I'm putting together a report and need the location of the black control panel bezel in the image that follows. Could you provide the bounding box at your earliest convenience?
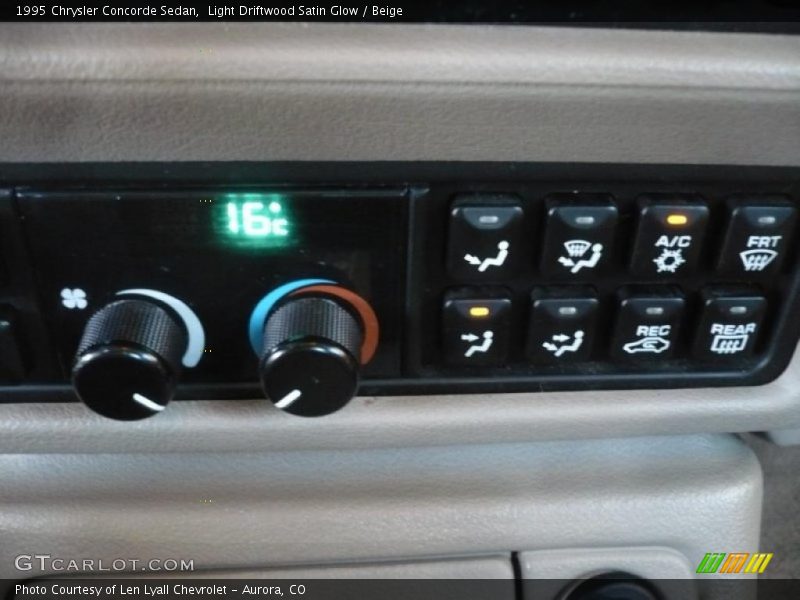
[406,178,800,393]
[16,188,408,385]
[0,162,798,402]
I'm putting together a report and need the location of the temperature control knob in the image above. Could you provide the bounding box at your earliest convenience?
[72,299,187,421]
[260,295,366,417]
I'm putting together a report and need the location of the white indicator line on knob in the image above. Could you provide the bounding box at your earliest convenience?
[275,389,302,409]
[132,393,166,412]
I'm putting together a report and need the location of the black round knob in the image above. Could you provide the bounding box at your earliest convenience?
[562,574,661,600]
[260,295,364,417]
[72,299,187,421]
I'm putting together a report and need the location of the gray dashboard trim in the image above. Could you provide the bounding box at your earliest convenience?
[0,434,760,598]
[62,555,516,580]
[0,24,798,444]
[2,348,800,453]
[0,24,798,165]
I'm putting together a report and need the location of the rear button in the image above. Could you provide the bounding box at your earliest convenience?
[694,290,766,360]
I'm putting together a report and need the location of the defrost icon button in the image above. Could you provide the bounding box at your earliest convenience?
[540,197,618,278]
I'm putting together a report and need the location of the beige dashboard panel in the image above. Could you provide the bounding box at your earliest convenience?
[0,349,799,453]
[0,24,799,443]
[0,435,760,598]
[0,23,798,165]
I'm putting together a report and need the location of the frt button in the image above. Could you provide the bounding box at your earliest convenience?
[717,199,796,278]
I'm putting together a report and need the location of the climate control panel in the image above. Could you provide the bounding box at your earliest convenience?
[0,163,798,419]
[434,192,786,368]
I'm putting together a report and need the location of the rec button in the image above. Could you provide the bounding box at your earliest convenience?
[717,199,797,277]
[630,197,709,277]
[610,290,685,361]
[442,289,512,366]
[446,195,525,280]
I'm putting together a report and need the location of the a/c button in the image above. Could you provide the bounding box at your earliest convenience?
[630,197,709,277]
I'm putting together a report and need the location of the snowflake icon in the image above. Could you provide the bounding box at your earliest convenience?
[61,288,88,310]
[653,249,686,273]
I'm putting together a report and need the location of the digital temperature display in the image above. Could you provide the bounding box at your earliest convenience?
[220,194,291,246]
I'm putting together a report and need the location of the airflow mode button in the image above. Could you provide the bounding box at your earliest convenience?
[526,287,599,364]
[446,195,525,280]
[539,196,618,278]
[442,289,512,366]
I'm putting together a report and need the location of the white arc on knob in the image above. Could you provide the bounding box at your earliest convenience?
[116,288,205,367]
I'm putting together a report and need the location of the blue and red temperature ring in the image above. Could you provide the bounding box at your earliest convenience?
[248,279,379,364]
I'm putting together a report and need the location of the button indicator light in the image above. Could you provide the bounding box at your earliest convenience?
[469,306,491,318]
[666,214,688,226]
